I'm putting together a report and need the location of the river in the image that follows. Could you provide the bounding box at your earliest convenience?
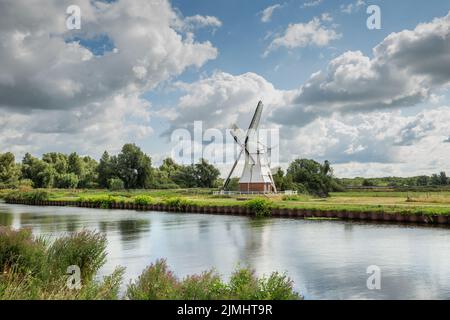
[1,201,450,300]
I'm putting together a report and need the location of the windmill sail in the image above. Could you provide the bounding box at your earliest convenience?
[222,101,277,193]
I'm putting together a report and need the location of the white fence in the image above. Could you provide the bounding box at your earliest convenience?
[213,190,298,196]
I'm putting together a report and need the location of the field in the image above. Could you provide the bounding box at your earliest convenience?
[3,188,450,216]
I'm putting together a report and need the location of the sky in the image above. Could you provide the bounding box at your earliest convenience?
[1,0,450,178]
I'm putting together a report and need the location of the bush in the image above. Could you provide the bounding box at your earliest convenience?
[126,259,179,300]
[108,178,124,191]
[47,230,107,282]
[0,227,122,300]
[0,227,46,276]
[78,195,118,209]
[133,195,154,206]
[126,260,301,300]
[165,197,192,211]
[4,190,50,202]
[246,198,273,217]
[55,173,79,189]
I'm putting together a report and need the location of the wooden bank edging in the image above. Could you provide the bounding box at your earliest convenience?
[4,199,450,226]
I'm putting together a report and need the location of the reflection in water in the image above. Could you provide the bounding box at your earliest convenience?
[0,201,450,300]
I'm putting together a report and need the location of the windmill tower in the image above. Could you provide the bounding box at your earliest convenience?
[223,101,277,193]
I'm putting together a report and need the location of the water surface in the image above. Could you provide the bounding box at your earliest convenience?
[1,202,450,300]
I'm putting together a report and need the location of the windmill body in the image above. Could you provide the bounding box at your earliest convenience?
[223,101,277,193]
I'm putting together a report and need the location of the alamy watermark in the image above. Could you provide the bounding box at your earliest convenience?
[367,5,381,30]
[66,265,82,290]
[170,121,280,166]
[66,5,81,30]
[366,265,381,290]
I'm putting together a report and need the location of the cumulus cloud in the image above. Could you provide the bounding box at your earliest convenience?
[272,11,450,127]
[341,0,365,14]
[183,15,223,30]
[0,0,218,157]
[260,4,283,23]
[264,18,341,56]
[163,71,292,132]
[302,0,324,8]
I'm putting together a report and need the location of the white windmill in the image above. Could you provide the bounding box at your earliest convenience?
[223,101,277,193]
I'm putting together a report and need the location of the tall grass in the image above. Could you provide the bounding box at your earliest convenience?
[246,198,273,217]
[126,259,301,300]
[0,227,301,300]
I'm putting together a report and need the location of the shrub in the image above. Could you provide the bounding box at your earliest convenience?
[47,230,107,282]
[133,195,154,206]
[126,260,301,300]
[179,271,227,300]
[55,173,79,189]
[246,198,273,217]
[0,227,46,276]
[126,259,179,300]
[4,190,49,202]
[165,197,192,211]
[108,178,124,191]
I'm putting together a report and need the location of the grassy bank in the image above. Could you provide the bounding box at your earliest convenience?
[3,188,450,217]
[0,227,301,300]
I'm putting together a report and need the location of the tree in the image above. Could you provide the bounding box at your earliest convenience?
[0,152,20,188]
[42,153,68,174]
[416,176,430,186]
[194,158,220,188]
[116,144,153,189]
[97,151,115,188]
[439,172,448,185]
[286,159,336,197]
[55,173,79,189]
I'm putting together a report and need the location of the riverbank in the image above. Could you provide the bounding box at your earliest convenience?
[3,188,450,225]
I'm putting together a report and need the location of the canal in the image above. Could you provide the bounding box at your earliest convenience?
[1,201,450,300]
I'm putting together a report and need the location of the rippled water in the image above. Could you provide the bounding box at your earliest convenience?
[1,201,450,300]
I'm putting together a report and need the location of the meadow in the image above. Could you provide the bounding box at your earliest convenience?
[3,188,450,216]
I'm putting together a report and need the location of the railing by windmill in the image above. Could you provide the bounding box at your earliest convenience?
[213,190,298,196]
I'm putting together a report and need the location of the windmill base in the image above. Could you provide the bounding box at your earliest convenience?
[239,183,275,193]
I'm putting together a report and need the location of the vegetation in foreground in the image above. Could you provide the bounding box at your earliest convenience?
[0,227,301,300]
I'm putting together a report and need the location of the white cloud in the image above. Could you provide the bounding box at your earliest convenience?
[260,4,282,23]
[302,0,324,8]
[265,18,341,56]
[0,0,218,156]
[341,0,366,14]
[183,15,223,30]
[273,11,450,127]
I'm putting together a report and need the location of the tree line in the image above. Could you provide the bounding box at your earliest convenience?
[339,172,450,188]
[0,144,341,196]
[0,144,220,190]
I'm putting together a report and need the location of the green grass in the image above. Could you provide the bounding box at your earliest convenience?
[3,188,450,216]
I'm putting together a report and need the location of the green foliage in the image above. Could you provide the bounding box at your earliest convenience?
[0,227,46,276]
[133,195,155,205]
[55,173,79,189]
[47,230,107,282]
[126,259,301,300]
[126,259,179,300]
[0,228,121,300]
[0,152,20,189]
[165,197,192,210]
[5,190,50,202]
[287,159,337,197]
[246,198,273,217]
[108,178,124,191]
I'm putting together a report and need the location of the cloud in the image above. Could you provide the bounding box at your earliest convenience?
[272,11,450,127]
[302,0,324,8]
[260,4,282,23]
[341,0,365,14]
[0,0,218,156]
[183,15,223,30]
[163,71,292,132]
[265,17,341,56]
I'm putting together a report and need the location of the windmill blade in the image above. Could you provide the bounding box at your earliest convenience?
[223,149,243,190]
[231,124,246,145]
[230,125,256,165]
[247,101,264,132]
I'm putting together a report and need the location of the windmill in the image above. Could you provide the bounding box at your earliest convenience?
[223,101,277,193]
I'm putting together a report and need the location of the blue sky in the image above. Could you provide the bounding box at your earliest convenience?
[1,0,450,177]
